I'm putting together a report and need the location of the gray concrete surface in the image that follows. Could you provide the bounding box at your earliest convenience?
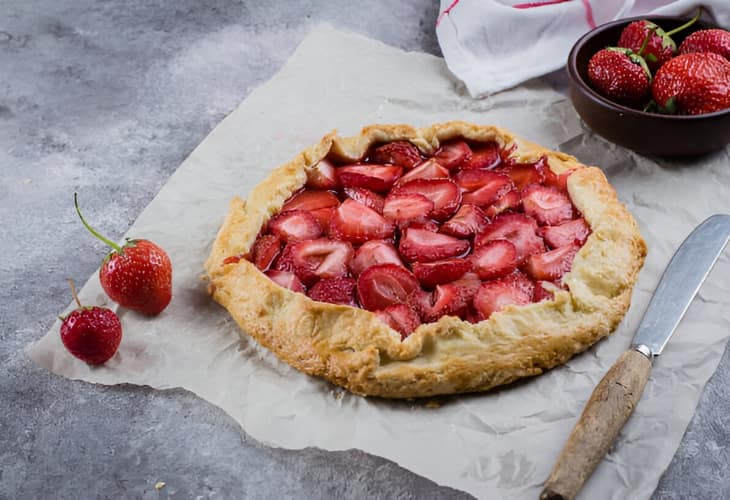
[1,1,728,498]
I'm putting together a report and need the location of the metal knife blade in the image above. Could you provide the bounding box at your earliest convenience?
[631,214,730,357]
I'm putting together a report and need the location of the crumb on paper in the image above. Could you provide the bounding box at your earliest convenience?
[155,481,166,490]
[425,400,441,409]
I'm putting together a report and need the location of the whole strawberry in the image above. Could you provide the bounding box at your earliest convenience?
[587,48,651,106]
[75,194,173,315]
[652,52,730,115]
[60,280,122,365]
[617,13,699,72]
[679,29,730,60]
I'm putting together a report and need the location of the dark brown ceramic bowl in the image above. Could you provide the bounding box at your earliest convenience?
[568,15,730,157]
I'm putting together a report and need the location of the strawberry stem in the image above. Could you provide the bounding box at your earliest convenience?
[638,26,657,57]
[665,8,701,37]
[74,193,123,254]
[67,278,82,308]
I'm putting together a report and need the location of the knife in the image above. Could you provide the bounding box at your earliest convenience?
[541,214,730,500]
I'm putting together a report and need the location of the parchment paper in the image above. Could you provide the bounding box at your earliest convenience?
[30,25,730,500]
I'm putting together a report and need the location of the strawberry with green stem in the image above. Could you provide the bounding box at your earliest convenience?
[60,279,122,365]
[75,193,173,315]
[587,47,652,107]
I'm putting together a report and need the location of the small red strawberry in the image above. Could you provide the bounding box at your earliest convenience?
[307,277,357,306]
[75,194,172,315]
[370,141,422,168]
[587,47,651,107]
[652,52,730,115]
[680,29,730,60]
[617,13,700,72]
[60,279,122,364]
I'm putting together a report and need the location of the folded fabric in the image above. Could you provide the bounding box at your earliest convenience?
[436,0,730,97]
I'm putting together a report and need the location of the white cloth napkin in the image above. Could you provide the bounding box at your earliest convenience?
[436,0,730,97]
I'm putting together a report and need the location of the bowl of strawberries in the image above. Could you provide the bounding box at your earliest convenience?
[568,13,730,157]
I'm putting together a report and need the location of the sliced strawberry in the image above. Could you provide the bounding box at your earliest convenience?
[522,184,574,226]
[268,210,322,242]
[405,220,440,232]
[370,141,422,168]
[533,280,559,302]
[475,214,545,265]
[393,178,461,221]
[344,187,385,214]
[433,140,472,169]
[223,255,243,265]
[290,238,354,285]
[399,228,470,263]
[419,283,469,322]
[357,264,420,311]
[337,164,402,193]
[440,204,489,238]
[282,190,339,212]
[375,304,422,339]
[484,189,520,217]
[456,171,514,207]
[382,193,434,224]
[350,240,404,276]
[329,199,394,245]
[525,244,580,281]
[308,277,357,306]
[251,234,282,271]
[306,159,339,190]
[461,141,501,170]
[450,271,482,302]
[473,272,534,320]
[495,159,545,190]
[273,243,296,272]
[412,258,472,289]
[310,207,336,231]
[471,240,517,280]
[395,158,449,186]
[538,218,590,249]
[265,270,306,293]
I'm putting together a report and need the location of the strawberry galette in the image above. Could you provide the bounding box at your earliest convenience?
[205,122,646,398]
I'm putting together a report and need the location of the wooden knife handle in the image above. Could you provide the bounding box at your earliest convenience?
[540,349,652,500]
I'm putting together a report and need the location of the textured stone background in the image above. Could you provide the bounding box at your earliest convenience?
[1,1,728,498]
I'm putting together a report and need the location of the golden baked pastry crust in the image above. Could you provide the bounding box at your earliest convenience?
[205,121,646,398]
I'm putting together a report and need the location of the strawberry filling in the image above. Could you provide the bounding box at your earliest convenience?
[239,139,591,338]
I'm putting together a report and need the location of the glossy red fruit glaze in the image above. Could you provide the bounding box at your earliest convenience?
[433,140,472,169]
[679,29,730,60]
[268,210,322,242]
[521,184,574,226]
[473,272,534,321]
[290,238,354,285]
[60,306,122,365]
[440,204,489,238]
[370,141,422,168]
[392,178,462,221]
[475,213,545,265]
[281,190,339,212]
[396,159,449,185]
[265,270,306,293]
[344,187,385,214]
[538,218,590,249]
[412,258,472,288]
[471,240,517,280]
[350,240,404,276]
[337,164,403,192]
[310,207,336,231]
[308,277,357,306]
[306,159,339,190]
[100,239,173,316]
[484,189,520,217]
[329,199,394,244]
[357,264,421,311]
[382,193,434,224]
[525,244,581,281]
[461,142,501,169]
[375,304,422,339]
[251,234,282,271]
[399,228,470,263]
